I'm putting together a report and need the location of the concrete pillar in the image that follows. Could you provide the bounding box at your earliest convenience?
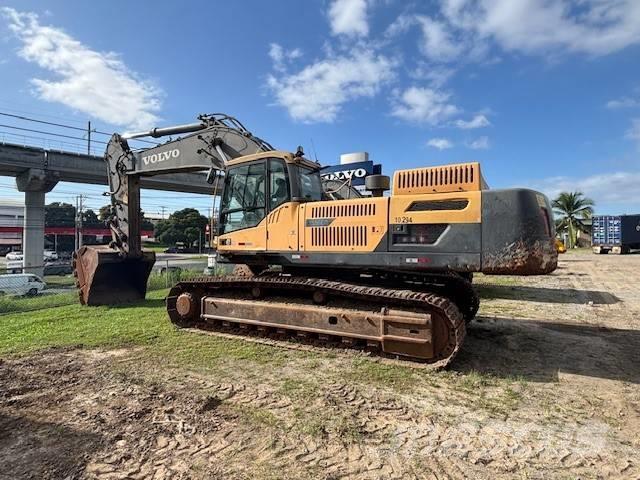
[16,168,59,277]
[23,190,46,276]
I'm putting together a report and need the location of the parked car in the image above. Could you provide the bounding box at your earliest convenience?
[6,251,23,261]
[159,266,182,275]
[44,261,73,276]
[44,250,59,261]
[0,273,46,296]
[5,259,23,274]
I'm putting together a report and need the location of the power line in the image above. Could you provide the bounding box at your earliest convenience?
[0,111,92,133]
[0,122,109,145]
[0,110,160,145]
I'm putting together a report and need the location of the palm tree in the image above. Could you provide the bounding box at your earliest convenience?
[552,191,595,248]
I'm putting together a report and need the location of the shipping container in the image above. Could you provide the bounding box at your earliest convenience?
[592,214,640,254]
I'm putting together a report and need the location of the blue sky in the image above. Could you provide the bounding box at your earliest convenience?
[1,0,639,216]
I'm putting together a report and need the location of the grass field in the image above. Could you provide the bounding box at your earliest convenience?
[0,289,310,379]
[0,269,203,316]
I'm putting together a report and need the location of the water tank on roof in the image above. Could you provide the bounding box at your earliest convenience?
[340,152,369,165]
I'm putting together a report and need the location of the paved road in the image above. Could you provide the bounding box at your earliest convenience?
[153,253,208,272]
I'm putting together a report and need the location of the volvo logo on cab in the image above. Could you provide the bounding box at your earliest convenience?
[142,149,180,166]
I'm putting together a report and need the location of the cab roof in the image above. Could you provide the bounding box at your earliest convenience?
[226,150,320,170]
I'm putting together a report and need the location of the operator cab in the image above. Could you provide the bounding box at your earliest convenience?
[218,151,322,234]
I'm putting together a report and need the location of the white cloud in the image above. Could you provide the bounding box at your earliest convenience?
[269,43,285,65]
[391,87,459,125]
[2,8,162,130]
[626,118,640,143]
[427,137,453,150]
[269,43,302,72]
[468,136,490,149]
[329,0,369,37]
[455,113,490,129]
[410,65,455,88]
[530,172,640,205]
[607,96,640,109]
[416,16,462,61]
[442,0,640,57]
[385,13,415,37]
[267,50,395,123]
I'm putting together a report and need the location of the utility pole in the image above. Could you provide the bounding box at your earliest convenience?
[75,194,86,249]
[160,206,167,219]
[75,196,79,251]
[207,207,215,249]
[87,121,91,155]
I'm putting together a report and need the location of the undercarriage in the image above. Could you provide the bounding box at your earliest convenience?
[166,268,476,367]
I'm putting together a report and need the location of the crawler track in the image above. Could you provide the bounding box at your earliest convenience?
[167,274,466,368]
[363,271,479,323]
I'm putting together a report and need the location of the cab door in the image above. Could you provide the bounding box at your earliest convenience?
[266,158,299,251]
[217,161,267,251]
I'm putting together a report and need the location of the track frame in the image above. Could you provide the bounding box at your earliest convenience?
[167,274,466,367]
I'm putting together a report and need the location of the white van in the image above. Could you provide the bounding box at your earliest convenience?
[0,274,46,296]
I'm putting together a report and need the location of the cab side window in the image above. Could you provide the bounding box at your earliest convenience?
[269,159,290,211]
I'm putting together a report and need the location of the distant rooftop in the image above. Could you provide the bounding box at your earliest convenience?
[0,199,25,208]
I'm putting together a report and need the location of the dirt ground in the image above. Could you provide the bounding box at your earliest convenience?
[1,251,639,479]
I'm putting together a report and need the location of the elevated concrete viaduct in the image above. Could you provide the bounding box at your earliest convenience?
[0,143,218,276]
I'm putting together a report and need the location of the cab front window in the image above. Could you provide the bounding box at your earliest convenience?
[219,162,266,233]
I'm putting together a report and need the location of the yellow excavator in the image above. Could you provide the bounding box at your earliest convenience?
[73,114,557,366]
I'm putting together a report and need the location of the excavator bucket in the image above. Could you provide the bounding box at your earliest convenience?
[73,246,156,306]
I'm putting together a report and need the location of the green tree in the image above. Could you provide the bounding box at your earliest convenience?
[155,208,207,246]
[140,211,155,231]
[45,202,76,227]
[98,204,154,231]
[82,209,102,228]
[184,226,200,246]
[552,191,594,249]
[98,205,112,221]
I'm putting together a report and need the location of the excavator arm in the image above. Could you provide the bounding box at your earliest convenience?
[74,114,273,305]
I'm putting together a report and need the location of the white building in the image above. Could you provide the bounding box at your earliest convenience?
[0,200,24,250]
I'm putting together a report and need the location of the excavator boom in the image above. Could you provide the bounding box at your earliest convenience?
[74,114,272,305]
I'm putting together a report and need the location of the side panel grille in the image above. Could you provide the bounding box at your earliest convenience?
[311,225,368,247]
[406,199,469,212]
[393,162,482,195]
[310,203,376,218]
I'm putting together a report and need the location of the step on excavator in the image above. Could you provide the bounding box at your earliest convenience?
[73,113,558,366]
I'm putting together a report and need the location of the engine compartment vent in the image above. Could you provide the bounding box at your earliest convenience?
[393,162,486,195]
[311,225,368,247]
[406,199,469,211]
[311,203,376,219]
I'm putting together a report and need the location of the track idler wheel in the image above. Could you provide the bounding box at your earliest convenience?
[167,284,201,327]
[176,292,198,319]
